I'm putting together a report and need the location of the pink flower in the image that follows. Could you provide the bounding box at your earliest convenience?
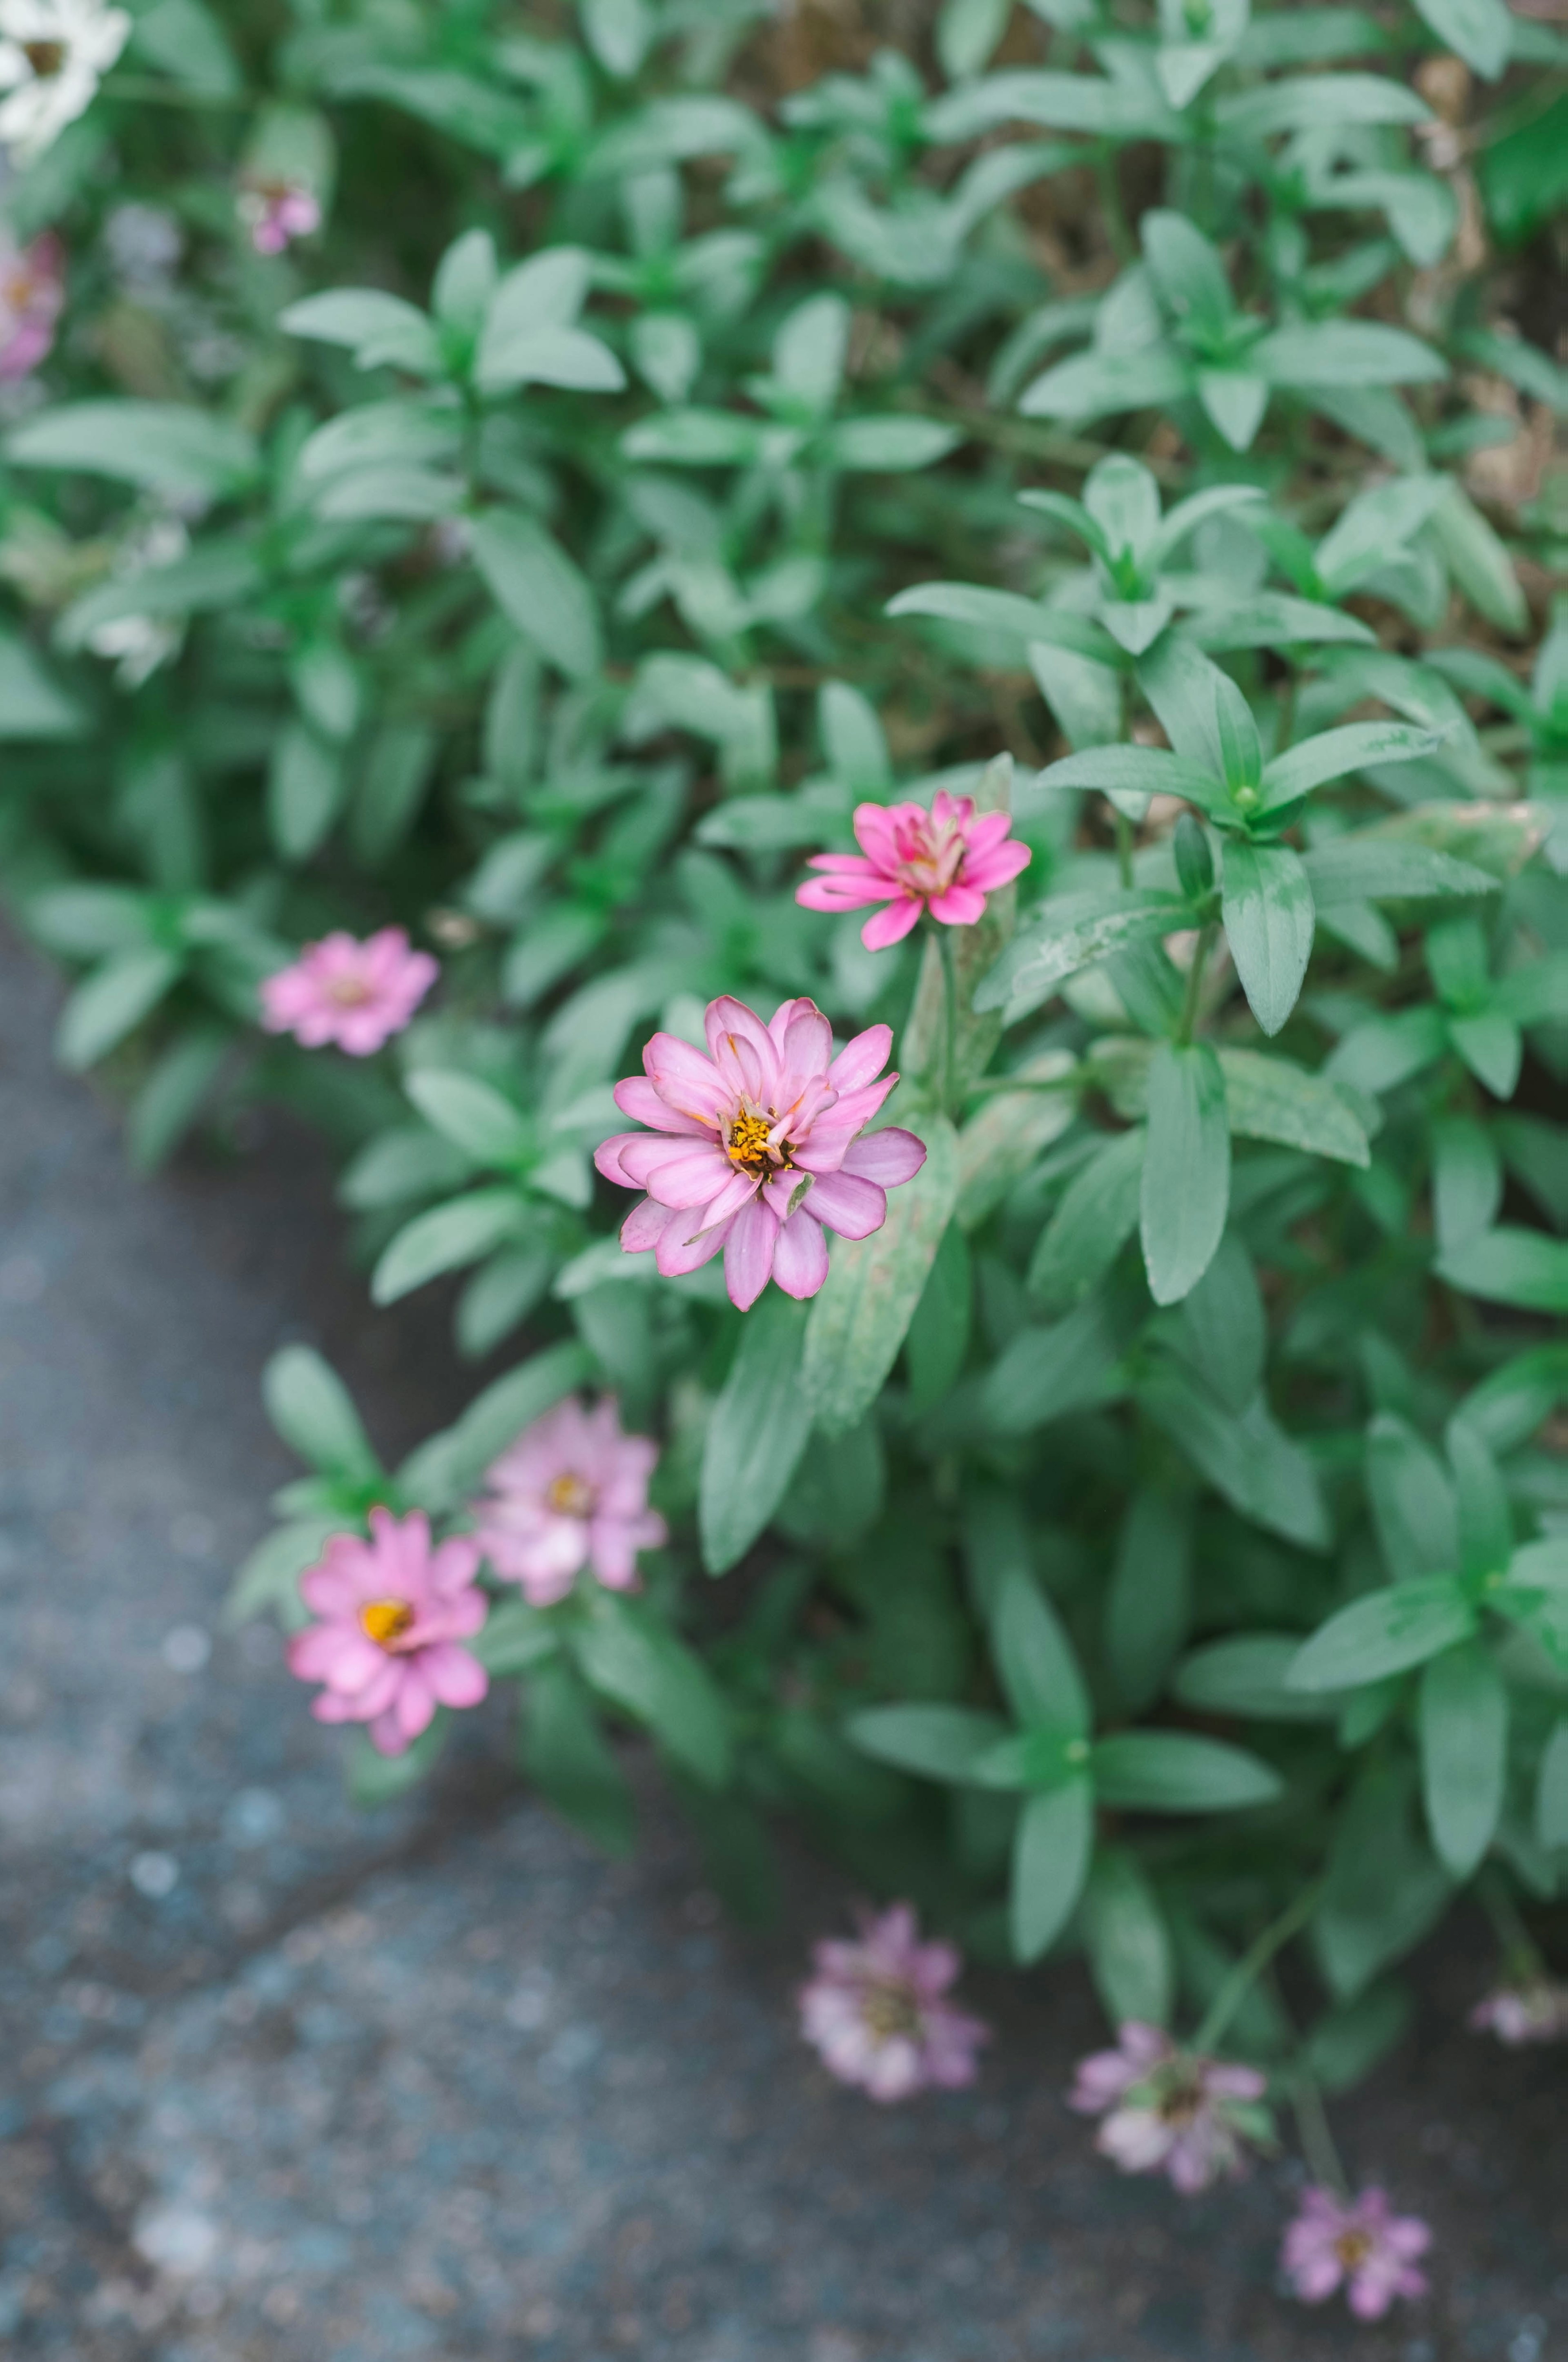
[239,178,321,256]
[474,1395,667,1608]
[260,927,438,1055]
[1281,2186,1431,2319]
[799,1904,990,2101]
[1069,2022,1269,2194]
[1469,1977,1568,2045]
[594,994,927,1312]
[796,789,1031,951]
[287,1507,489,1757]
[0,228,63,380]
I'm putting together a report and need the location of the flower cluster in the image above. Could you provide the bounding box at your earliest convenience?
[595,995,927,1310]
[798,1905,989,2101]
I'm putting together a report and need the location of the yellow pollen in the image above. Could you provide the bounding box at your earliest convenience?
[360,1597,414,1647]
[23,40,65,74]
[1333,2230,1374,2270]
[546,1471,595,1517]
[727,1112,775,1169]
[326,974,373,1006]
[860,1980,922,2041]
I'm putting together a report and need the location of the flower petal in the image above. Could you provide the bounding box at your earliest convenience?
[840,1127,927,1187]
[772,1207,830,1298]
[804,1169,888,1240]
[862,896,923,951]
[723,1196,778,1310]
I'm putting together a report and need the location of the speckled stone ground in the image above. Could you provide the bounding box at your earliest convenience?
[1,922,1565,2362]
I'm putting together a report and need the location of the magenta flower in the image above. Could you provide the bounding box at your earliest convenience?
[796,789,1031,951]
[239,177,321,256]
[1469,1976,1568,2045]
[0,227,63,380]
[594,994,927,1312]
[1069,2022,1269,2194]
[260,927,438,1055]
[287,1507,489,1757]
[474,1395,667,1608]
[799,1904,990,2101]
[1281,2186,1431,2319]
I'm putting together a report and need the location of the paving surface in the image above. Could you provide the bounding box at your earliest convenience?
[0,920,1565,2362]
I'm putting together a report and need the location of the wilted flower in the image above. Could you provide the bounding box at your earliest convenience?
[1281,2186,1430,2319]
[0,0,131,162]
[595,994,927,1312]
[1469,1975,1568,2046]
[799,1904,989,2101]
[261,927,438,1055]
[238,176,321,256]
[797,789,1031,950]
[0,226,61,378]
[474,1396,666,1608]
[1069,2021,1269,2193]
[287,1507,489,1758]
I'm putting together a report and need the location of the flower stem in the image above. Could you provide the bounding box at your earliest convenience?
[1194,1879,1325,2055]
[105,74,252,106]
[1113,806,1134,889]
[1176,922,1216,1048]
[938,922,960,1121]
[1478,1865,1543,1980]
[1290,2070,1350,2201]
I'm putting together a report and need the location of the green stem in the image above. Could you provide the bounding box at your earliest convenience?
[938,922,960,1123]
[104,74,252,106]
[1176,921,1217,1048]
[1478,1865,1543,1979]
[1290,2071,1349,2200]
[1194,1878,1325,2055]
[1096,143,1134,263]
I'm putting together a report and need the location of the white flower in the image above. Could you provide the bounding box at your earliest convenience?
[0,0,131,163]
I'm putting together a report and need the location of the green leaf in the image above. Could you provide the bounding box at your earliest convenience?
[846,1703,1009,1781]
[1254,320,1446,389]
[372,1188,525,1306]
[1174,1634,1340,1722]
[823,417,962,472]
[1021,345,1190,426]
[1221,841,1314,1036]
[1316,1760,1451,1998]
[225,1513,345,1629]
[978,1296,1126,1435]
[471,509,601,680]
[405,1071,531,1166]
[268,721,345,863]
[59,541,262,646]
[1437,1228,1568,1315]
[1303,1981,1414,2093]
[472,1596,559,1677]
[1029,745,1222,811]
[1091,1730,1283,1812]
[7,401,260,499]
[1448,1010,1521,1100]
[1287,1575,1475,1691]
[1537,1718,1568,1851]
[520,1657,635,1854]
[1367,1413,1459,1583]
[1259,722,1446,810]
[573,1594,731,1788]
[1138,1367,1331,1549]
[1104,1489,1191,1713]
[1428,479,1528,637]
[1141,1041,1229,1306]
[1027,1127,1145,1315]
[976,890,1191,1019]
[1446,1414,1511,1580]
[1080,1850,1173,2026]
[993,1567,1090,1737]
[399,1343,593,1512]
[1176,1232,1265,1412]
[1419,1641,1506,1878]
[802,1112,958,1439]
[263,1346,379,1481]
[904,1220,972,1415]
[1430,1119,1503,1261]
[1011,1778,1094,1962]
[1480,92,1568,247]
[55,947,179,1071]
[1325,1005,1448,1096]
[1218,1047,1370,1165]
[886,581,1115,664]
[700,1290,813,1575]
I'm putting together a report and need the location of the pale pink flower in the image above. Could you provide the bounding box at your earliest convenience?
[0,227,62,379]
[1069,2021,1269,2194]
[1281,2186,1431,2319]
[474,1395,666,1608]
[796,789,1031,951]
[287,1506,489,1757]
[1469,1976,1568,2045]
[594,994,927,1312]
[799,1904,990,2101]
[260,927,438,1055]
[239,178,321,256]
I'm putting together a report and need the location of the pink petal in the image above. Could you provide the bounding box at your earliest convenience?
[840,1127,927,1187]
[595,1132,643,1185]
[613,1075,709,1135]
[642,1032,731,1125]
[862,896,923,951]
[724,1197,778,1310]
[621,1137,735,1208]
[928,884,988,926]
[657,1209,731,1277]
[827,1023,893,1092]
[771,1207,830,1297]
[421,1642,489,1709]
[621,1195,674,1252]
[965,838,1032,891]
[796,872,895,913]
[804,1169,887,1240]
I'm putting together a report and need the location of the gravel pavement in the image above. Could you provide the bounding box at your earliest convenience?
[1,923,1564,2362]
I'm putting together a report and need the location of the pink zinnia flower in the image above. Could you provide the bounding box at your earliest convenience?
[796,789,1031,951]
[239,178,321,256]
[1469,1976,1568,2045]
[1069,2022,1269,2194]
[287,1506,489,1757]
[474,1395,667,1608]
[799,1904,990,2101]
[0,228,63,379]
[594,994,927,1312]
[260,927,438,1055]
[1281,2186,1431,2319]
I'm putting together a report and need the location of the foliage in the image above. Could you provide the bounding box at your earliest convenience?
[4,0,1567,2146]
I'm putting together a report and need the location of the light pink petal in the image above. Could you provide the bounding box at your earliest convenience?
[642,1032,731,1125]
[622,1137,735,1208]
[771,1208,830,1298]
[421,1641,489,1709]
[965,838,1032,891]
[862,896,924,951]
[796,873,898,914]
[723,1196,778,1310]
[801,1168,887,1240]
[928,883,988,927]
[621,1195,675,1252]
[840,1127,927,1187]
[612,1075,710,1135]
[656,1209,731,1277]
[827,1023,893,1093]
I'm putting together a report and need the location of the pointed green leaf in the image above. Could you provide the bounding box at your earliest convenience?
[1287,1575,1474,1691]
[1141,1040,1230,1306]
[1011,1777,1095,1962]
[700,1290,813,1574]
[1418,1642,1506,1878]
[1221,841,1314,1035]
[802,1112,958,1437]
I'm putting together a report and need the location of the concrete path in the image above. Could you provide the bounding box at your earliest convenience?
[1,924,1563,2362]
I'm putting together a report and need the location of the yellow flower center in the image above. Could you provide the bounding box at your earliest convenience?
[360,1597,414,1647]
[546,1471,595,1517]
[23,40,65,76]
[326,974,374,1007]
[1334,2229,1374,2270]
[726,1111,776,1172]
[860,1980,922,2041]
